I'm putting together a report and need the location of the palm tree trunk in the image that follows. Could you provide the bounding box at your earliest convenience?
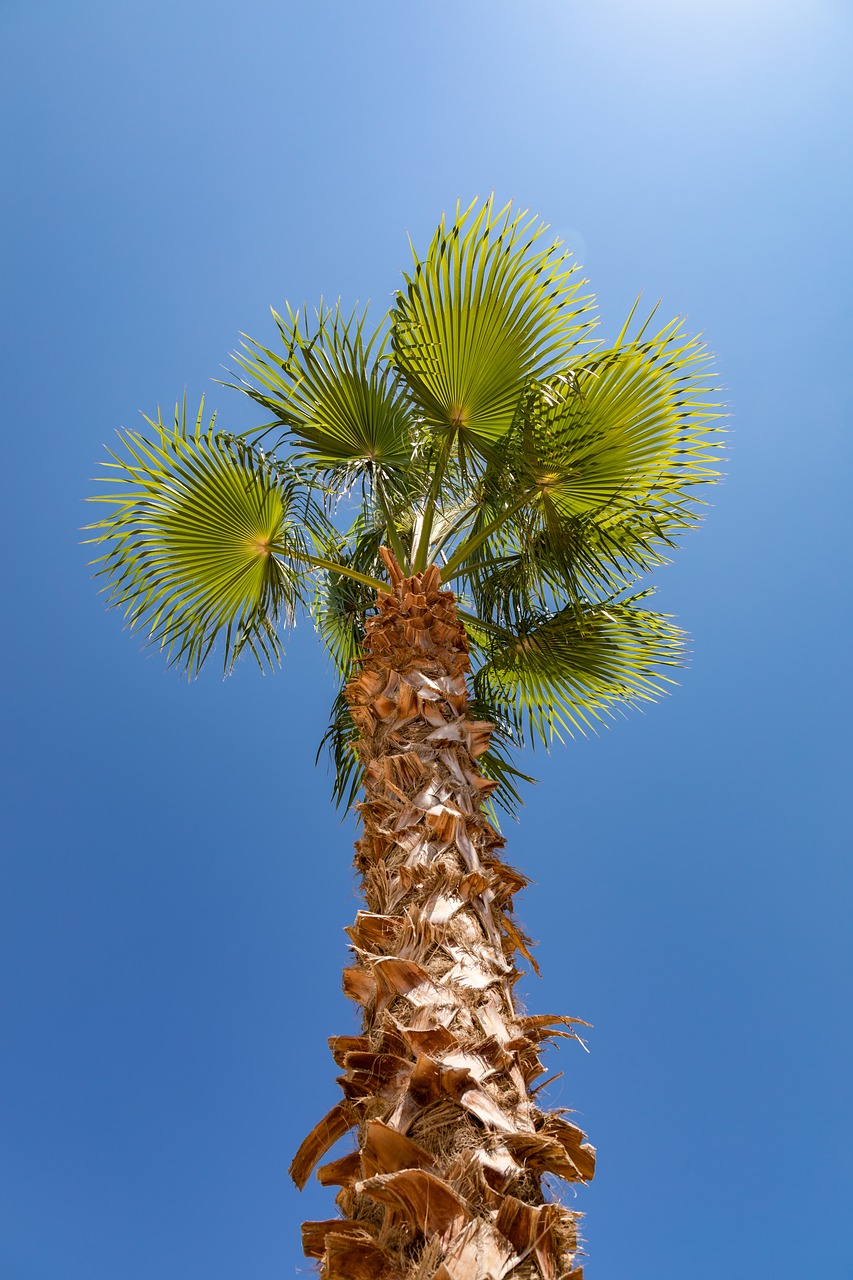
[291,553,595,1280]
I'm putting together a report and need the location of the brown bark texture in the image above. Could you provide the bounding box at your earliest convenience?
[291,554,595,1280]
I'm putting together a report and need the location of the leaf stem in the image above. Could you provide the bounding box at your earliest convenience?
[375,477,410,572]
[440,493,532,580]
[456,608,516,641]
[413,435,454,573]
[303,554,388,594]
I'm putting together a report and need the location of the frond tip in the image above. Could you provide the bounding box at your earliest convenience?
[86,394,315,676]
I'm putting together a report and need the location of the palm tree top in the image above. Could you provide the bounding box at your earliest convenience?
[87,196,723,813]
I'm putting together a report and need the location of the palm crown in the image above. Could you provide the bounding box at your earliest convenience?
[89,198,721,813]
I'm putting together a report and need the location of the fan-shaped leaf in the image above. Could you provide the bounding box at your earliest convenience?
[232,303,417,483]
[87,396,319,675]
[441,311,723,617]
[391,196,593,454]
[470,596,684,746]
[519,317,721,521]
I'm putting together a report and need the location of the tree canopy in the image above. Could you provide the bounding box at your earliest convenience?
[88,197,722,813]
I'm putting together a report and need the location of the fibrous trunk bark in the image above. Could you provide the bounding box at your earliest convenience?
[291,554,594,1280]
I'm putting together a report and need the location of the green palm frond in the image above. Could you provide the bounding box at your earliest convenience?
[313,516,386,677]
[459,533,594,630]
[442,310,723,613]
[391,196,594,455]
[87,395,324,675]
[469,594,684,746]
[317,689,364,813]
[517,316,721,522]
[457,506,668,631]
[230,302,418,488]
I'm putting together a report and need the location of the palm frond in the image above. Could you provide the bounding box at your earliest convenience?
[443,310,723,622]
[312,516,386,677]
[230,302,419,488]
[317,689,364,813]
[391,196,595,455]
[509,315,722,529]
[457,509,663,631]
[469,594,685,747]
[87,395,322,675]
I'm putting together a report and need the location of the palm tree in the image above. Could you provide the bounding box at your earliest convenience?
[88,198,721,1280]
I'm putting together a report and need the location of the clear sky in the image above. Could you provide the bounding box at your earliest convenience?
[2,1,851,1277]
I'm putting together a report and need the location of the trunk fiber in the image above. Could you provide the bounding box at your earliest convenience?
[291,555,594,1280]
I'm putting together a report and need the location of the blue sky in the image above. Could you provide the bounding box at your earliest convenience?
[2,1,851,1276]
